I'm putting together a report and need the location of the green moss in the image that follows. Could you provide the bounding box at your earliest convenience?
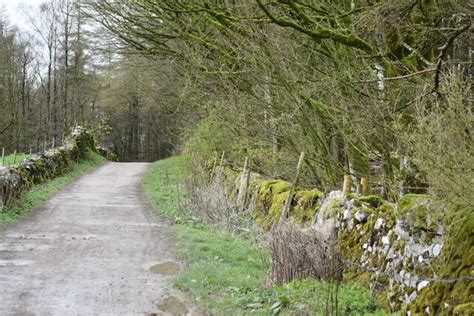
[351,206,374,217]
[377,202,398,227]
[253,181,324,230]
[318,196,343,221]
[409,208,473,314]
[106,148,118,161]
[292,189,323,226]
[402,53,419,72]
[453,303,474,315]
[260,180,292,195]
[267,191,289,225]
[398,194,429,214]
[254,180,292,230]
[357,195,383,208]
[1,129,96,206]
[336,200,411,311]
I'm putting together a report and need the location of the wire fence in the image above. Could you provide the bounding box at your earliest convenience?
[0,136,66,168]
[209,152,471,296]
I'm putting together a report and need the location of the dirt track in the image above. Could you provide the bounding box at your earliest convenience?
[0,162,193,316]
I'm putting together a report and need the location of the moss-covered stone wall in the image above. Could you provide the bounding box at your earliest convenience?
[0,127,96,206]
[253,179,323,230]
[96,146,119,162]
[213,166,473,315]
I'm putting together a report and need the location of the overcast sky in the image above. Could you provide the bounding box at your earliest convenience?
[0,0,41,32]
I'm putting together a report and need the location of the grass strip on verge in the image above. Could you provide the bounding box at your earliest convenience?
[0,151,106,227]
[142,156,392,315]
[142,156,189,222]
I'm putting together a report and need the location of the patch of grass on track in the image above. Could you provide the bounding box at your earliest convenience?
[0,151,106,227]
[143,156,392,315]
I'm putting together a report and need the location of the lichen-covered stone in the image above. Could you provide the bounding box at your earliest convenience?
[291,189,323,226]
[204,166,472,314]
[453,303,474,315]
[398,194,429,214]
[408,208,473,314]
[329,193,472,314]
[96,147,118,161]
[253,179,324,230]
[254,180,292,230]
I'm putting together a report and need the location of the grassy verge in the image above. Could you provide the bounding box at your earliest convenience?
[0,151,105,227]
[1,153,31,167]
[143,156,391,315]
[142,156,190,222]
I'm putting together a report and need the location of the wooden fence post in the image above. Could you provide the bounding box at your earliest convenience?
[237,157,250,211]
[13,150,17,165]
[342,174,352,197]
[215,151,225,182]
[51,137,55,150]
[360,177,370,196]
[1,148,4,167]
[209,152,219,182]
[280,152,305,222]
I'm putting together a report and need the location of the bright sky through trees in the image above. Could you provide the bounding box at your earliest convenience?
[0,0,40,32]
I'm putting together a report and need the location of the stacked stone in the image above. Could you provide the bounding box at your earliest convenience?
[0,127,95,207]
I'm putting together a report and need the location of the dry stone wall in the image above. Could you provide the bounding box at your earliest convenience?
[0,127,95,207]
[216,166,473,315]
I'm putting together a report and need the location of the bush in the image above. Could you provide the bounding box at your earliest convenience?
[400,74,473,211]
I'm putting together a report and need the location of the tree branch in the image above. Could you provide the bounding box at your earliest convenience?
[434,21,472,94]
[0,113,16,136]
[358,68,437,83]
[255,0,376,54]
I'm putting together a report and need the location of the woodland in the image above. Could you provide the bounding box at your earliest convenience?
[1,0,472,206]
[0,0,472,313]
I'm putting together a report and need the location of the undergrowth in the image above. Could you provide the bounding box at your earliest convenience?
[142,156,392,315]
[0,151,105,227]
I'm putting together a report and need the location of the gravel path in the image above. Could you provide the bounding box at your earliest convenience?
[0,162,194,316]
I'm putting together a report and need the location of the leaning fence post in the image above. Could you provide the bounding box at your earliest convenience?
[342,174,352,197]
[215,151,225,182]
[209,152,218,182]
[237,157,250,211]
[280,152,305,222]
